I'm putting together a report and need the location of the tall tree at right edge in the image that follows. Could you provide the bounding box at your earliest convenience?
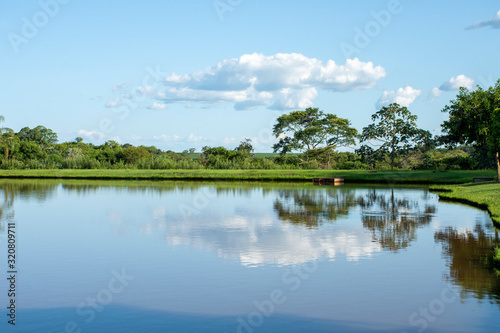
[441,80,500,181]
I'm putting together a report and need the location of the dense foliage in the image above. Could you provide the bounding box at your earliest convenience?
[1,81,499,173]
[0,124,484,171]
[440,79,500,181]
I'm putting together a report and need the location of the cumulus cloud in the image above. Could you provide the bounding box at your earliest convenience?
[78,130,106,141]
[150,53,385,110]
[137,85,156,96]
[148,102,167,110]
[429,87,442,99]
[153,134,180,142]
[375,85,421,109]
[223,137,237,144]
[439,74,475,91]
[429,75,475,101]
[112,81,130,91]
[105,97,122,108]
[466,10,500,30]
[162,204,382,266]
[78,130,121,143]
[187,134,203,142]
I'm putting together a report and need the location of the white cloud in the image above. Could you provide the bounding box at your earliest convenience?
[148,102,167,110]
[112,81,130,91]
[105,97,122,108]
[429,75,475,102]
[223,137,237,144]
[430,87,442,99]
[78,130,106,141]
[162,206,382,266]
[187,134,204,142]
[271,87,318,110]
[78,130,121,143]
[467,10,500,30]
[375,85,421,109]
[137,85,155,96]
[439,74,474,91]
[153,134,182,142]
[154,53,385,110]
[164,73,190,83]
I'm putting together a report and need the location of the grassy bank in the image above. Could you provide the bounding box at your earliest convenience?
[0,169,495,184]
[430,182,500,226]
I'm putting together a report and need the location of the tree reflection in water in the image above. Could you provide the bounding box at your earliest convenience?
[357,189,436,251]
[274,187,436,251]
[273,188,358,228]
[1,181,440,255]
[0,180,58,230]
[0,184,14,231]
[435,224,500,305]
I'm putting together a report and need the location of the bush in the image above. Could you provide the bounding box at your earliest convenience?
[408,149,477,170]
[61,156,101,169]
[336,161,368,170]
[0,160,25,170]
[122,147,151,164]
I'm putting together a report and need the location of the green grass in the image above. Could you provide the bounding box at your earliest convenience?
[430,181,500,226]
[0,169,496,184]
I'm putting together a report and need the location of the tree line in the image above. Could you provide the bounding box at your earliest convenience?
[1,80,499,177]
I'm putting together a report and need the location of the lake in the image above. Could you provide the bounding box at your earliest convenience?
[0,179,499,333]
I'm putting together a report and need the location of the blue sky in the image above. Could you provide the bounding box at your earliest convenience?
[1,0,499,152]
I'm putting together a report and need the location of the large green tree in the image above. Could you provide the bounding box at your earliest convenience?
[440,80,500,181]
[272,107,357,164]
[17,125,58,148]
[359,103,429,170]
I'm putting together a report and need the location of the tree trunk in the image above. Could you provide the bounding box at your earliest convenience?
[496,150,500,182]
[3,147,7,162]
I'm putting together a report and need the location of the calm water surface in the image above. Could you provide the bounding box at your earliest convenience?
[0,179,499,333]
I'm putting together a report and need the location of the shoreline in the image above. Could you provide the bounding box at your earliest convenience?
[430,183,500,228]
[0,169,496,184]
